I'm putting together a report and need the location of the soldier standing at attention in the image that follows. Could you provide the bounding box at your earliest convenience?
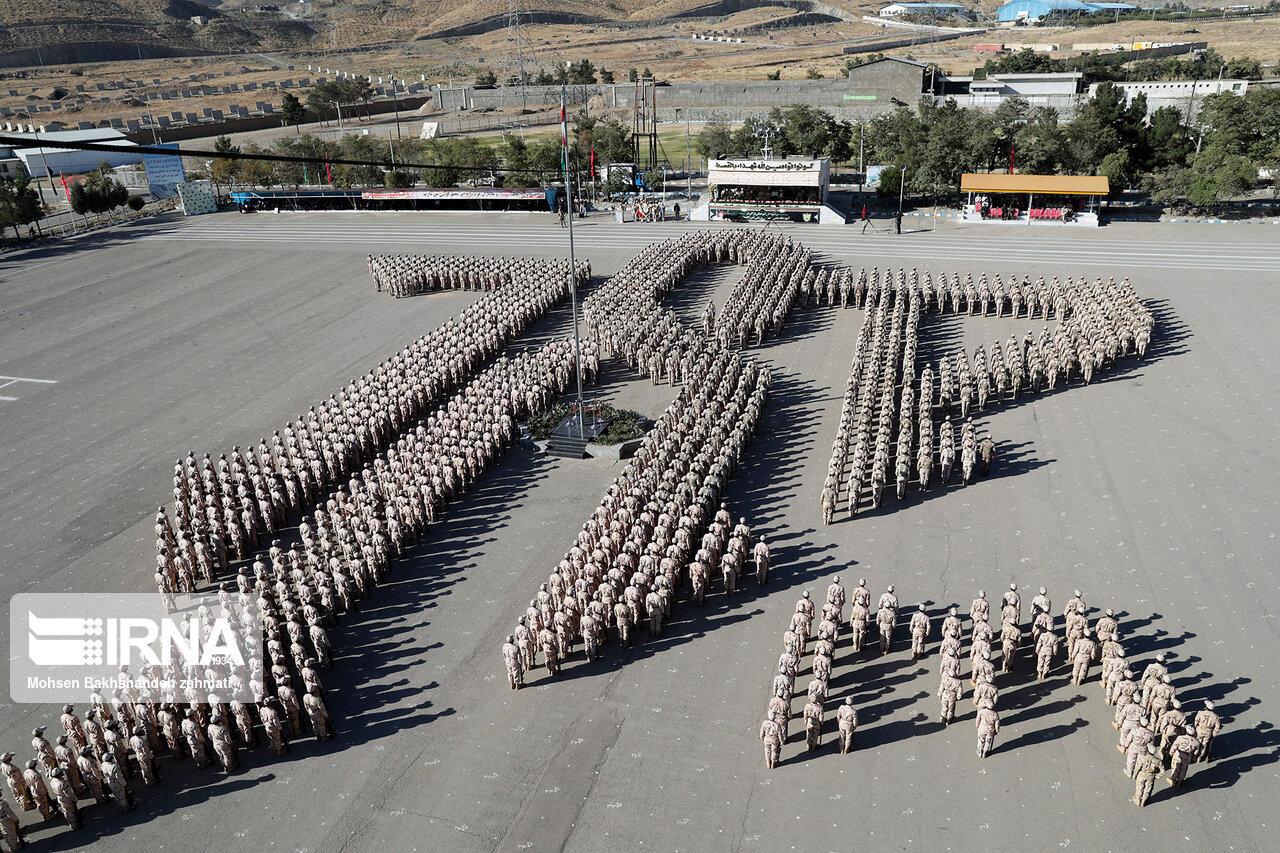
[978,433,996,476]
[759,718,783,769]
[837,698,858,753]
[1132,745,1164,806]
[803,699,824,751]
[754,536,770,585]
[976,706,999,758]
[910,604,930,659]
[1071,628,1097,685]
[1194,701,1221,762]
[1169,726,1201,787]
[939,674,963,725]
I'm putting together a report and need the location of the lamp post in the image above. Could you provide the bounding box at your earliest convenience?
[754,119,778,159]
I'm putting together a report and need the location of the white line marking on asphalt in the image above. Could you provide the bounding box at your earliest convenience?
[0,376,58,402]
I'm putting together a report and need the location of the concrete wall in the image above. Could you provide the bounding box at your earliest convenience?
[846,59,930,102]
[435,63,928,119]
[0,42,216,69]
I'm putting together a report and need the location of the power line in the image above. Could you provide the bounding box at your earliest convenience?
[0,135,563,178]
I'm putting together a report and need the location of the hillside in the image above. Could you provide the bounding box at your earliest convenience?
[0,0,316,63]
[0,0,1275,78]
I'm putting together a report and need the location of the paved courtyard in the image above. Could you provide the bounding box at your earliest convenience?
[0,212,1277,852]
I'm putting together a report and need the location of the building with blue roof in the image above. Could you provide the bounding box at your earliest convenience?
[995,0,1137,21]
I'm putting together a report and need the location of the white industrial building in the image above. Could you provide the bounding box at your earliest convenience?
[1092,78,1250,119]
[878,2,975,18]
[964,71,1086,107]
[0,145,24,179]
[1,126,140,179]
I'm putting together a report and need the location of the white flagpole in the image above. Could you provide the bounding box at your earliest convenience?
[562,86,586,439]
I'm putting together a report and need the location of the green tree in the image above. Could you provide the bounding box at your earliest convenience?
[68,180,89,219]
[599,68,615,84]
[210,135,241,195]
[0,174,45,237]
[765,105,853,161]
[475,69,497,86]
[875,164,903,199]
[385,169,413,188]
[329,134,386,188]
[534,68,555,86]
[281,92,306,133]
[1142,165,1191,206]
[1066,82,1147,173]
[909,99,990,192]
[1097,149,1132,196]
[1145,106,1192,169]
[126,195,145,211]
[765,69,781,81]
[71,164,130,217]
[348,76,375,119]
[730,123,758,157]
[627,68,638,82]
[239,142,276,188]
[305,78,371,125]
[988,96,1030,170]
[1013,107,1068,174]
[502,135,562,186]
[305,82,337,120]
[568,60,596,85]
[985,49,1062,76]
[421,137,500,188]
[862,106,923,169]
[590,117,633,165]
[1188,147,1256,204]
[1197,87,1280,160]
[805,68,824,80]
[1224,57,1262,81]
[695,121,735,160]
[601,170,631,197]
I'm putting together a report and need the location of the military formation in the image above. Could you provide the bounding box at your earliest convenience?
[367,254,586,300]
[157,259,581,595]
[3,225,1199,845]
[755,579,1223,807]
[711,237,810,350]
[760,578,865,768]
[504,230,805,685]
[822,268,1155,518]
[1,255,601,847]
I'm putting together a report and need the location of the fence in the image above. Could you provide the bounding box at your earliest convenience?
[0,198,178,251]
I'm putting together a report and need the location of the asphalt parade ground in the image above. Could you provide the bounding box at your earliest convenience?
[0,211,1277,852]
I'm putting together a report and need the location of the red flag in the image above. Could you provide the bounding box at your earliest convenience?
[861,203,867,219]
[590,147,595,174]
[1009,143,1015,175]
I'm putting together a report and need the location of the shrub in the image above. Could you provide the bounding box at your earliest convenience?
[528,403,571,439]
[590,405,647,445]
